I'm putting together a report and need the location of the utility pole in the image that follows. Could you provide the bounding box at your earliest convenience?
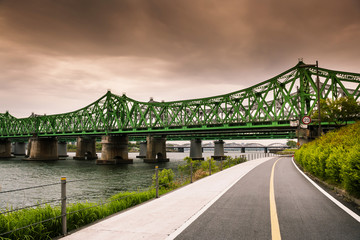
[298,60,322,138]
[316,61,322,137]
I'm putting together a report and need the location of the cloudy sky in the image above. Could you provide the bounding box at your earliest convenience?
[1,0,359,118]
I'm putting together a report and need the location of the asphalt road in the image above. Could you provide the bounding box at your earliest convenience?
[175,157,360,240]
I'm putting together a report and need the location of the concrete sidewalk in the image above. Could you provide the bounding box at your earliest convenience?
[62,157,274,240]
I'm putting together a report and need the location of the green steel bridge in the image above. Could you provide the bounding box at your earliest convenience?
[1,61,359,142]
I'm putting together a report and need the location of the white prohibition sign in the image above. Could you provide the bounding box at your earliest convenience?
[302,116,311,125]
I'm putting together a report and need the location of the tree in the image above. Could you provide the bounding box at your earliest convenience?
[312,97,360,126]
[286,140,297,148]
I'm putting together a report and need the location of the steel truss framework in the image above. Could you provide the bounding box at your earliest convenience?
[1,61,359,140]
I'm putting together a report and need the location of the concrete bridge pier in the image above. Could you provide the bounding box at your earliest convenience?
[96,135,133,164]
[73,137,98,160]
[189,139,204,160]
[144,135,169,163]
[177,147,185,152]
[13,142,26,156]
[212,140,226,160]
[58,141,68,158]
[297,129,311,147]
[26,137,58,161]
[136,141,147,158]
[0,139,12,158]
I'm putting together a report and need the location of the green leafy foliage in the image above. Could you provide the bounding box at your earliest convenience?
[295,121,360,198]
[152,169,175,189]
[312,97,360,125]
[178,156,247,181]
[286,140,297,148]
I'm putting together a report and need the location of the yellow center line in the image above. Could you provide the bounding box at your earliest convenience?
[270,158,281,240]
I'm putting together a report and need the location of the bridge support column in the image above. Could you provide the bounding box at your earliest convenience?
[96,135,133,164]
[0,139,12,158]
[297,129,311,147]
[212,140,226,160]
[190,139,204,160]
[298,138,311,147]
[58,141,68,158]
[73,137,98,160]
[11,143,15,154]
[177,147,185,152]
[13,142,26,156]
[26,139,31,157]
[26,137,58,161]
[264,147,268,154]
[144,135,169,163]
[136,141,147,158]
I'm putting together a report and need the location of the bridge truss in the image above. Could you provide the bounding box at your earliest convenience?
[1,61,359,141]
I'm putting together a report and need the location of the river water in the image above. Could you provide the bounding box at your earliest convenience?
[0,150,263,210]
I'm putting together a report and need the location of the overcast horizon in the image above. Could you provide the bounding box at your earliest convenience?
[1,0,359,118]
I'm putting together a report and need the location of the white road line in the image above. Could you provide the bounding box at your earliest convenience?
[292,157,360,222]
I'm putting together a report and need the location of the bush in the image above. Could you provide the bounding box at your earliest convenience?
[342,145,360,198]
[152,169,175,189]
[193,169,209,180]
[295,121,360,198]
[178,156,247,182]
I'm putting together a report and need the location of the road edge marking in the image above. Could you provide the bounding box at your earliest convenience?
[270,158,282,240]
[291,157,360,223]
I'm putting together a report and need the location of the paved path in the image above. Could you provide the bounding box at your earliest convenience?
[62,157,274,240]
[175,157,360,240]
[62,157,360,240]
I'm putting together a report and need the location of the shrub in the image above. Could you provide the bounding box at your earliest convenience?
[342,145,360,198]
[193,169,209,180]
[152,169,175,189]
[294,121,360,198]
[178,156,247,182]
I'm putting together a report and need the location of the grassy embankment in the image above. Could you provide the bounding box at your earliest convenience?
[294,121,360,199]
[0,156,246,240]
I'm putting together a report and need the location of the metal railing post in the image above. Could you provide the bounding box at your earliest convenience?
[61,177,67,236]
[155,166,159,198]
[190,161,193,183]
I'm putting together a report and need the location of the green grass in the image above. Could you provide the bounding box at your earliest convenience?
[0,188,175,240]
